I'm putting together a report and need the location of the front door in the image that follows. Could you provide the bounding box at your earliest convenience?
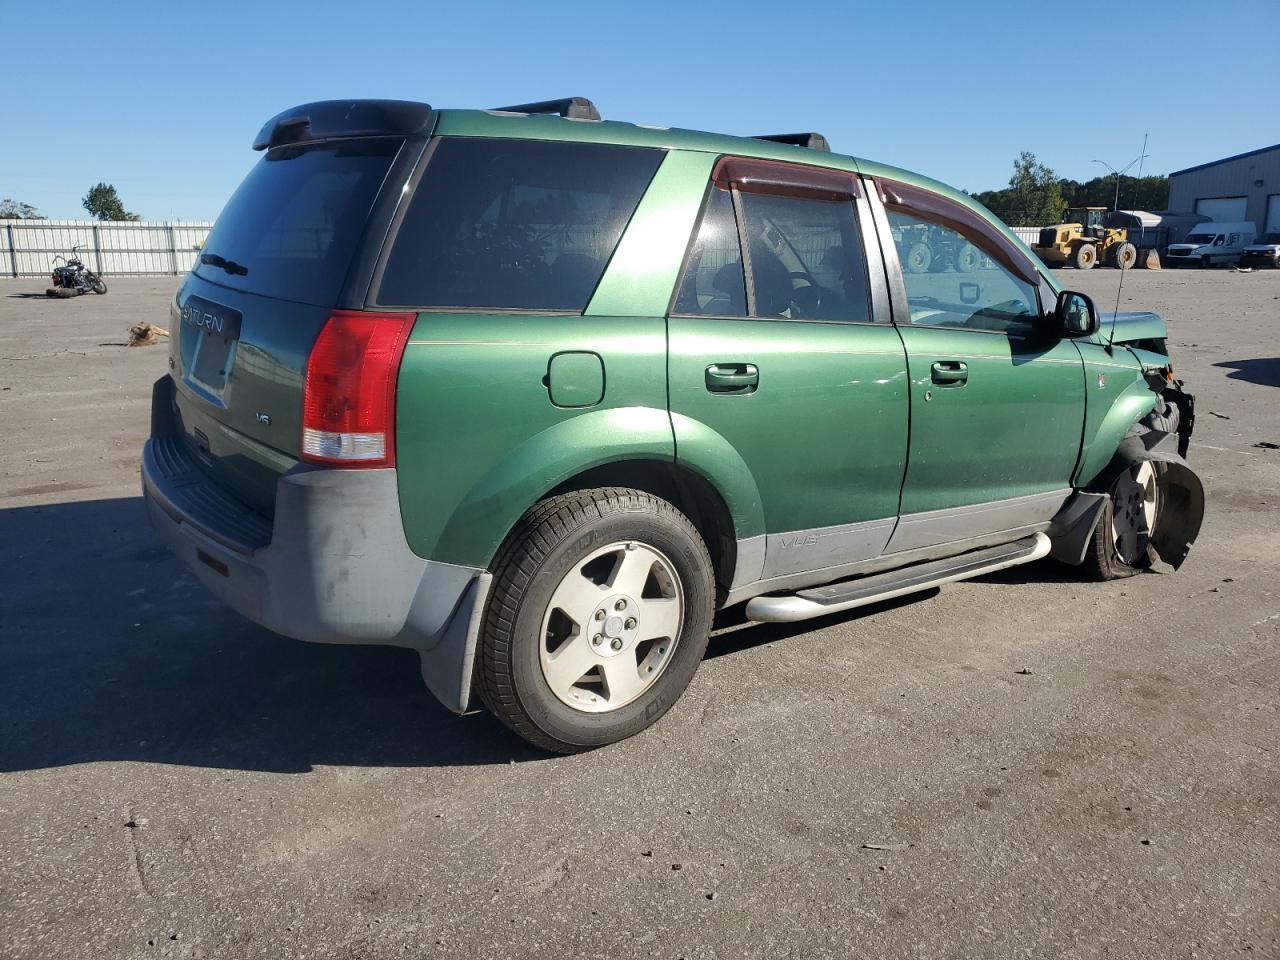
[667,159,908,586]
[870,179,1085,553]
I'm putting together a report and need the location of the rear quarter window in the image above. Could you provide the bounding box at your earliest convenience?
[375,138,664,311]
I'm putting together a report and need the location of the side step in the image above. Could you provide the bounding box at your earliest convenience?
[744,533,1051,623]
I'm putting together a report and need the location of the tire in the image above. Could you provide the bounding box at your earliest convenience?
[91,278,107,294]
[955,242,981,273]
[1081,462,1159,581]
[1109,242,1137,270]
[476,487,715,753]
[904,242,932,274]
[1200,255,1212,269]
[1072,244,1097,270]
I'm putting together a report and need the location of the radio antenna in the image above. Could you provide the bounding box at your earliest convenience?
[1095,135,1150,351]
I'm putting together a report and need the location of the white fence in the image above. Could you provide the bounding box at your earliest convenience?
[0,219,212,277]
[1009,226,1044,246]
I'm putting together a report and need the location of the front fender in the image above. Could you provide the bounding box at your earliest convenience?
[431,406,675,567]
[1075,376,1158,488]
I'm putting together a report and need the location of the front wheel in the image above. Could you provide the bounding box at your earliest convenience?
[904,242,932,274]
[91,277,107,294]
[1082,462,1159,580]
[1109,242,1137,270]
[476,488,715,753]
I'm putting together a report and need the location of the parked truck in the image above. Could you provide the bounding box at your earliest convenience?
[1033,207,1137,270]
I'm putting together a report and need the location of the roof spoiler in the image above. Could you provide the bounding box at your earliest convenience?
[491,97,601,121]
[753,132,831,152]
[253,100,435,151]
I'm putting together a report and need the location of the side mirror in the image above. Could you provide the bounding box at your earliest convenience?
[1054,290,1098,337]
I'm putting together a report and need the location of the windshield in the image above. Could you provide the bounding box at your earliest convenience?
[194,138,402,306]
[1183,233,1216,244]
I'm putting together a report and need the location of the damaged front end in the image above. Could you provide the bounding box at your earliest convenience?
[1051,360,1204,571]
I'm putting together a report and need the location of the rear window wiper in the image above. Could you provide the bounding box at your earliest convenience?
[199,252,249,276]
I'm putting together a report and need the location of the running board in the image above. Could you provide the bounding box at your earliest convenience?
[744,533,1051,623]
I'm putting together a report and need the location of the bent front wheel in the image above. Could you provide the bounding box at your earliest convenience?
[1082,462,1159,580]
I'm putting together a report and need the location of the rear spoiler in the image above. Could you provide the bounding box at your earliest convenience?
[253,100,435,151]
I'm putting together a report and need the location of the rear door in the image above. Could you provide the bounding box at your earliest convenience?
[667,158,908,584]
[170,136,418,514]
[867,178,1085,553]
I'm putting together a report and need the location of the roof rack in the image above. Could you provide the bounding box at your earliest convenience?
[753,132,831,152]
[492,97,601,121]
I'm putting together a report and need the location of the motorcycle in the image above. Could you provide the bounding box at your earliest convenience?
[47,246,107,297]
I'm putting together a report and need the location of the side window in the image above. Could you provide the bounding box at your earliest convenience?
[739,193,870,322]
[673,187,747,317]
[886,209,1039,336]
[377,138,664,310]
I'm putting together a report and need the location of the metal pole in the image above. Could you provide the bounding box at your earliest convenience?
[5,224,17,278]
[92,224,103,274]
[168,223,178,275]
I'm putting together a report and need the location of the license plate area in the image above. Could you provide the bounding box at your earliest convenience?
[179,295,243,402]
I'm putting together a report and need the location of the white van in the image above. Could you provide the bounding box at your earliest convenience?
[1165,222,1257,268]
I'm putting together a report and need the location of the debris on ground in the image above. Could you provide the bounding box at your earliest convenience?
[1014,667,1033,675]
[1207,411,1231,419]
[1253,442,1279,450]
[861,842,911,851]
[127,323,169,347]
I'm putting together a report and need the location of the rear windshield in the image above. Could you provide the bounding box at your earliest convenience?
[194,138,401,306]
[375,138,664,311]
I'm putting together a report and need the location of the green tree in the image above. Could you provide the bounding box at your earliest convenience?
[1059,175,1170,212]
[0,198,44,219]
[82,182,140,221]
[975,152,1066,227]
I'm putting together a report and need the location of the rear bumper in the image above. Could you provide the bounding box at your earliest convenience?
[141,376,490,713]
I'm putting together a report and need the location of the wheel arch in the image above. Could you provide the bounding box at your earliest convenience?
[426,407,765,598]
[547,459,743,602]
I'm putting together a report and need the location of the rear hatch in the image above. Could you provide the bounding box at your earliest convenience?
[168,135,410,516]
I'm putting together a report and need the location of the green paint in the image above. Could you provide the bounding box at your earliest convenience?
[894,327,1086,514]
[547,352,604,408]
[1072,342,1154,487]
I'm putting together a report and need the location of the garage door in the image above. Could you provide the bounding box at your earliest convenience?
[1196,197,1247,221]
[1267,195,1280,234]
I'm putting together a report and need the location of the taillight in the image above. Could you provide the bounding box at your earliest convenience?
[301,310,416,468]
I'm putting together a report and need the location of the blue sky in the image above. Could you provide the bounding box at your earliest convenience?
[2,0,1274,221]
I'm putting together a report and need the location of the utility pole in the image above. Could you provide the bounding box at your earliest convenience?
[1094,143,1151,212]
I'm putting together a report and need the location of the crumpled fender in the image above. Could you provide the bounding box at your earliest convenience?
[1097,429,1205,570]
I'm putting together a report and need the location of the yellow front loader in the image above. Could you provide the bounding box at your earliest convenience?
[1032,207,1137,270]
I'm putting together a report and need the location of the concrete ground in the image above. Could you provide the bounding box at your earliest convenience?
[1,270,1277,960]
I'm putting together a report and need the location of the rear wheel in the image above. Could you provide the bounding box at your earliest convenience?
[476,488,715,753]
[904,242,932,274]
[1082,462,1159,580]
[1072,244,1097,270]
[955,242,981,272]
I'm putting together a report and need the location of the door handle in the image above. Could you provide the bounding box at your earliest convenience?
[930,361,968,386]
[705,363,758,394]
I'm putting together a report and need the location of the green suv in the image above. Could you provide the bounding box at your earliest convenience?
[142,98,1204,752]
